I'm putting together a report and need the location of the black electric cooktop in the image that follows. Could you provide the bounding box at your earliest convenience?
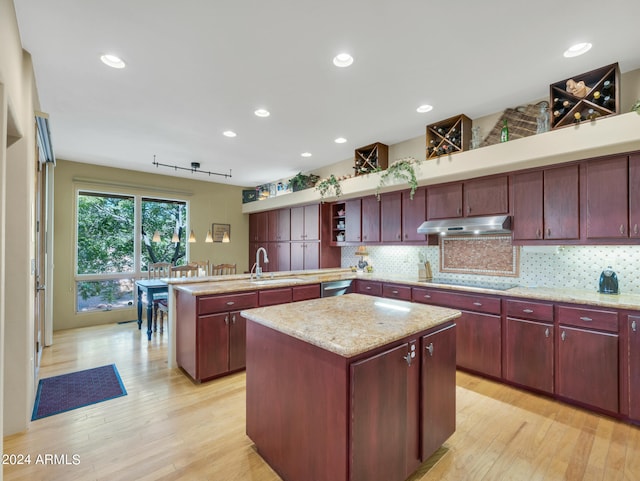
[420,278,519,291]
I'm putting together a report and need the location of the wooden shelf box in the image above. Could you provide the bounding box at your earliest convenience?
[550,62,620,130]
[354,142,388,176]
[426,114,472,159]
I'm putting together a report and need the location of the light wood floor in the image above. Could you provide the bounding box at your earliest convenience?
[3,322,640,481]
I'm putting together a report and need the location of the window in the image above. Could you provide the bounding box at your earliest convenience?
[76,191,187,312]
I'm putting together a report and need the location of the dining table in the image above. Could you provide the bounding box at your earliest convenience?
[136,279,169,340]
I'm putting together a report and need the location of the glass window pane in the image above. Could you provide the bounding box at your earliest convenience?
[141,198,187,269]
[77,192,135,274]
[76,279,134,312]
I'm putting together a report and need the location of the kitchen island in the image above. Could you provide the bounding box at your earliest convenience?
[241,293,461,481]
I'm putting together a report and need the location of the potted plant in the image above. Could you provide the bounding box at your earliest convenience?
[376,157,422,200]
[289,172,320,192]
[316,174,343,200]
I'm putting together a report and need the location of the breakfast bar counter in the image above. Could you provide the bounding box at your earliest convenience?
[241,294,460,481]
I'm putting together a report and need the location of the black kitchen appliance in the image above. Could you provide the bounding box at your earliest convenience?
[598,266,619,294]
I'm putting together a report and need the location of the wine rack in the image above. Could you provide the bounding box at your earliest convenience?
[354,142,388,176]
[426,114,472,159]
[550,62,620,130]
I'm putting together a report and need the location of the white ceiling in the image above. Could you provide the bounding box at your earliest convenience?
[13,0,640,188]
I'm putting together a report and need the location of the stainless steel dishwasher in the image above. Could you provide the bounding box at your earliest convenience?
[320,279,353,297]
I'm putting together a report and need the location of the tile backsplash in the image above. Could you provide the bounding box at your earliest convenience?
[341,244,640,294]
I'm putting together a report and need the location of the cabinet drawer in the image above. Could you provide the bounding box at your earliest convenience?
[292,284,321,302]
[557,306,618,333]
[198,291,258,315]
[259,288,293,307]
[357,280,382,296]
[412,288,500,315]
[505,299,553,323]
[382,284,412,301]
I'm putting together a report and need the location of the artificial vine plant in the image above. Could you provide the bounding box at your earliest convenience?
[375,157,422,200]
[315,174,343,200]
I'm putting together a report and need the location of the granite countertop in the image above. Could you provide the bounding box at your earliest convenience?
[170,268,640,311]
[241,293,461,358]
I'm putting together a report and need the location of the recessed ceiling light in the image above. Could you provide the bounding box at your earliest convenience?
[334,137,347,144]
[254,109,270,117]
[563,42,592,58]
[301,152,312,158]
[416,104,433,113]
[223,130,237,137]
[333,53,354,68]
[100,54,126,69]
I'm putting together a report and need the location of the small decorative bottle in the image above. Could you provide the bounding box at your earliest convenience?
[536,104,550,133]
[500,119,509,142]
[470,126,481,149]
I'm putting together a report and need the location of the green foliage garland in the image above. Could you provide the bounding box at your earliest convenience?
[376,157,421,200]
[316,174,343,200]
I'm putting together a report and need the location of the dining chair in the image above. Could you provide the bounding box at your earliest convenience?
[190,260,210,276]
[212,263,237,276]
[155,264,200,333]
[146,262,172,332]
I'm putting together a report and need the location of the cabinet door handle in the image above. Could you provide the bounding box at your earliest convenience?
[224,315,229,325]
[226,301,235,306]
[467,206,471,215]
[536,228,542,239]
[523,309,534,314]
[397,234,401,240]
[545,328,550,338]
[403,353,412,366]
[366,286,372,290]
[473,302,482,306]
[363,235,368,240]
[457,207,462,215]
[231,314,236,324]
[634,224,639,235]
[579,316,592,322]
[547,228,551,237]
[423,294,431,299]
[392,290,399,294]
[426,342,434,357]
[632,320,637,332]
[620,224,625,235]
[561,330,566,341]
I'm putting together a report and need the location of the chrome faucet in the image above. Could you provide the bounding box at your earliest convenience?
[255,246,269,279]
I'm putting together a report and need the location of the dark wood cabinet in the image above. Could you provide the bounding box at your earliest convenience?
[421,324,456,461]
[505,300,555,394]
[584,156,629,239]
[351,342,412,481]
[292,284,321,302]
[381,191,402,242]
[259,287,292,307]
[628,315,640,421]
[356,279,383,296]
[427,176,507,220]
[290,241,320,270]
[511,170,544,240]
[463,176,508,217]
[543,164,580,240]
[402,188,427,242]
[176,290,258,382]
[382,283,412,301]
[630,155,640,238]
[427,183,462,219]
[249,211,269,242]
[556,306,619,413]
[345,198,362,242]
[268,208,290,241]
[361,196,381,242]
[291,204,320,241]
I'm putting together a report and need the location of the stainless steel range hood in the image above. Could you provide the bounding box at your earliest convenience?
[417,215,512,235]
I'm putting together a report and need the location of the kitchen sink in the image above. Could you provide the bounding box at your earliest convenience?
[249,277,306,285]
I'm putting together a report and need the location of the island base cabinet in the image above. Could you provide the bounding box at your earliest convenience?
[557,325,619,414]
[421,324,456,462]
[629,315,640,421]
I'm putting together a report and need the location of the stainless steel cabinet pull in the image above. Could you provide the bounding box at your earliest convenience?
[545,328,550,338]
[392,290,399,294]
[473,302,482,306]
[366,286,372,290]
[523,309,534,313]
[226,301,235,306]
[403,353,412,366]
[579,316,592,322]
[232,315,236,324]
[633,320,637,332]
[423,294,431,299]
[547,228,551,237]
[620,224,625,235]
[536,228,542,239]
[467,206,471,214]
[224,315,229,325]
[634,224,639,235]
[426,343,434,357]
[457,207,462,215]
[561,331,566,341]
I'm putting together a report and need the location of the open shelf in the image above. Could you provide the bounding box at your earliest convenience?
[426,114,472,159]
[550,63,620,129]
